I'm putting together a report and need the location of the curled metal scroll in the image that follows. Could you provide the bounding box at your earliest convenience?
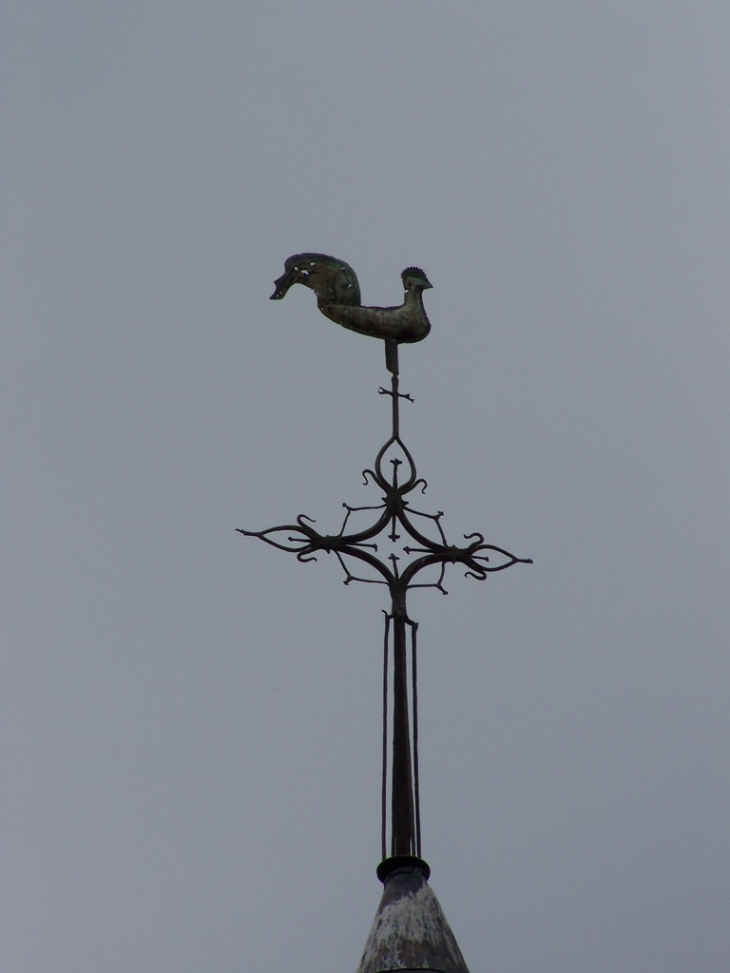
[239,354,531,604]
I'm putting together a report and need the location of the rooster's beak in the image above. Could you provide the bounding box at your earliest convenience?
[270,271,293,300]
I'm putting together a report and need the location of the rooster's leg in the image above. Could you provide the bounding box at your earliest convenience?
[385,340,399,376]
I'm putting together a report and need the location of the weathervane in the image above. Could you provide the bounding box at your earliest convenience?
[239,253,531,876]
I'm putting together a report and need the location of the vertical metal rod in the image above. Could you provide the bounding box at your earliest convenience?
[390,605,415,856]
[381,613,389,863]
[386,348,418,859]
[390,350,400,440]
[411,620,421,858]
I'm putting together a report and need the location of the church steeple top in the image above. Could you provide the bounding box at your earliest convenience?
[242,257,531,971]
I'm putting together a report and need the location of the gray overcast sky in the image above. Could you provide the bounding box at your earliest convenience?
[3,2,729,971]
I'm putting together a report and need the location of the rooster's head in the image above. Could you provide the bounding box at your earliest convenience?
[401,267,433,292]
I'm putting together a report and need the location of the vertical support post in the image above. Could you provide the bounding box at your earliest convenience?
[381,340,422,862]
[390,604,415,856]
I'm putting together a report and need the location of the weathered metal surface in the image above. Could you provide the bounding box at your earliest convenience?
[270,254,432,350]
[357,862,471,973]
[270,253,361,307]
[319,266,432,344]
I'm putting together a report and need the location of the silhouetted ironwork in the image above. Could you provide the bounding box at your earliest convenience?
[240,261,531,865]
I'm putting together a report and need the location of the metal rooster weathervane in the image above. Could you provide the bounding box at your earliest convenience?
[239,253,531,877]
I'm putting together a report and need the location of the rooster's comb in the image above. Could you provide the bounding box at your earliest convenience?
[401,266,432,288]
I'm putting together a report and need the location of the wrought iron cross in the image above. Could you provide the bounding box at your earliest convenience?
[239,257,531,869]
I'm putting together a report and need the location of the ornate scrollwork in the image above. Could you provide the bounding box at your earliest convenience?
[239,353,531,606]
